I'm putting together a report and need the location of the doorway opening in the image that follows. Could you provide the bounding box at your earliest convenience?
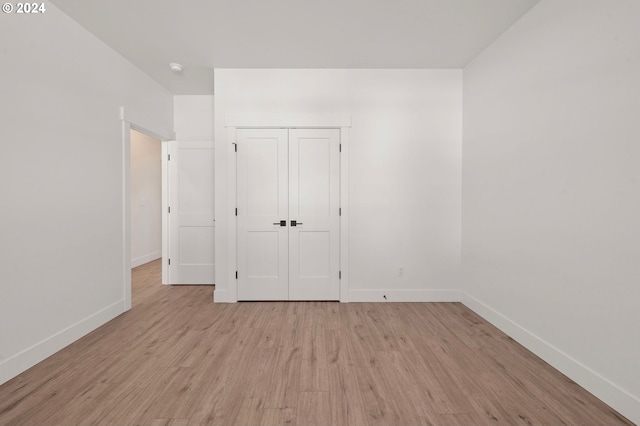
[130,129,162,269]
[122,117,171,311]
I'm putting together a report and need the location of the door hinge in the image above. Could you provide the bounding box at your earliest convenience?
[168,206,171,213]
[339,207,342,216]
[339,271,342,279]
[233,143,237,152]
[168,258,171,265]
[168,154,171,161]
[339,144,342,152]
[236,271,238,279]
[235,208,238,216]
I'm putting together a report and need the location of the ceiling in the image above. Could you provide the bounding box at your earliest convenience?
[50,0,540,95]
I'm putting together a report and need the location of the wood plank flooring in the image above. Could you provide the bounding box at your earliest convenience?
[0,259,632,425]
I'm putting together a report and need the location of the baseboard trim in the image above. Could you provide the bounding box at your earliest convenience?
[213,288,230,303]
[131,251,161,268]
[348,289,460,302]
[0,299,125,386]
[460,291,640,425]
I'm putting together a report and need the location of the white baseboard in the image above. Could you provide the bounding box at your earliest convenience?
[131,251,161,268]
[0,299,125,386]
[460,291,640,425]
[213,288,459,303]
[348,289,460,302]
[213,288,230,303]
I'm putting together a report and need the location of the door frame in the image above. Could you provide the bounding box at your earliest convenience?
[121,107,174,310]
[224,114,351,302]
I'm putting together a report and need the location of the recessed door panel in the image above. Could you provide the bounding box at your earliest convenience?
[297,137,331,217]
[247,231,281,277]
[179,149,215,215]
[297,231,331,277]
[179,227,215,264]
[247,140,280,217]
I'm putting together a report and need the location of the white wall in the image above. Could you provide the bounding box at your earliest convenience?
[215,69,462,302]
[130,130,162,267]
[174,96,215,141]
[0,5,173,385]
[462,1,640,422]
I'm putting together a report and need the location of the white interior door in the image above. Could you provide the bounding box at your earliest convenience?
[167,141,215,284]
[237,129,340,300]
[237,129,289,300]
[288,129,340,300]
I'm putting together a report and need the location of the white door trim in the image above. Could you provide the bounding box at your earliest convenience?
[225,113,351,128]
[222,114,351,303]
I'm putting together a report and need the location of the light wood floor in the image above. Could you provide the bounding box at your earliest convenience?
[0,260,632,425]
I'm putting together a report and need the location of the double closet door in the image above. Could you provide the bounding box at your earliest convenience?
[237,128,340,301]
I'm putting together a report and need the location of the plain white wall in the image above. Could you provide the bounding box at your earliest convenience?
[130,130,162,267]
[174,95,215,141]
[215,69,462,301]
[0,4,173,385]
[462,0,640,422]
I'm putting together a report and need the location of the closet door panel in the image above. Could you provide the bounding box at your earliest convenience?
[289,129,340,301]
[237,129,289,300]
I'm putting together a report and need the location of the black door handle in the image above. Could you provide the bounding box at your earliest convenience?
[272,220,286,226]
[291,220,303,226]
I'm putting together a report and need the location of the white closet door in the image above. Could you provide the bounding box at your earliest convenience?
[167,141,215,284]
[288,129,341,300]
[236,128,340,301]
[237,129,289,300]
